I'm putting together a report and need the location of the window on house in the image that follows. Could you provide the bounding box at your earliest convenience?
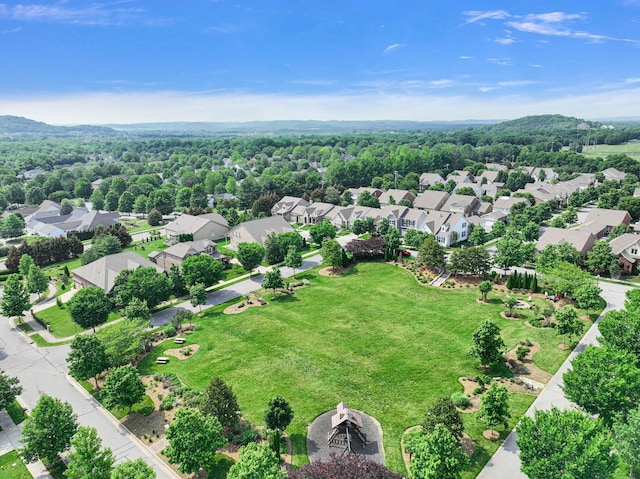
[632,248,638,255]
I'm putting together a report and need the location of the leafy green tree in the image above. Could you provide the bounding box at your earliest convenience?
[384,227,401,259]
[165,407,225,475]
[309,220,337,245]
[517,407,617,479]
[0,212,25,238]
[490,220,506,238]
[90,189,105,211]
[422,396,464,441]
[357,190,380,208]
[237,242,265,275]
[284,245,302,277]
[599,308,640,362]
[264,232,284,264]
[60,198,74,216]
[102,365,146,414]
[612,405,640,478]
[404,229,431,249]
[478,281,492,302]
[289,454,402,479]
[417,236,446,272]
[20,394,78,466]
[147,208,162,226]
[118,191,135,213]
[573,283,601,319]
[264,395,293,457]
[320,239,344,271]
[96,317,150,367]
[168,263,188,296]
[563,345,640,425]
[67,336,110,390]
[26,264,49,298]
[68,286,112,332]
[181,254,224,287]
[201,377,240,430]
[409,424,469,479]
[64,426,113,479]
[123,297,151,323]
[18,253,35,277]
[469,225,487,246]
[227,442,286,479]
[111,458,156,479]
[538,261,593,298]
[468,320,506,367]
[555,307,583,346]
[493,230,525,273]
[114,267,171,309]
[504,296,518,317]
[92,234,122,257]
[262,267,284,295]
[585,240,618,275]
[0,371,22,411]
[478,383,510,435]
[608,223,634,239]
[1,273,30,320]
[189,282,208,313]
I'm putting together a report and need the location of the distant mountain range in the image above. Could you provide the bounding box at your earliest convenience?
[1,114,637,138]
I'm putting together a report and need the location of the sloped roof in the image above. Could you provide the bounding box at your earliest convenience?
[413,191,450,211]
[609,233,640,255]
[165,213,229,235]
[536,227,596,256]
[228,215,295,246]
[73,251,163,293]
[331,402,363,429]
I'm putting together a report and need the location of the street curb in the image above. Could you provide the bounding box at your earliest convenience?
[65,374,181,479]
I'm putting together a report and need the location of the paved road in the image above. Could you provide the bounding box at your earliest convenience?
[0,318,180,477]
[476,279,630,479]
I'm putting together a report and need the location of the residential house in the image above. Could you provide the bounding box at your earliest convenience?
[206,193,236,208]
[492,196,531,216]
[148,239,227,270]
[271,196,311,222]
[536,227,596,258]
[478,211,508,233]
[72,251,164,294]
[577,208,632,239]
[20,168,47,180]
[441,194,491,217]
[486,163,508,171]
[447,170,474,183]
[521,167,558,182]
[333,206,380,229]
[413,191,450,212]
[300,202,339,224]
[346,187,382,204]
[523,182,572,205]
[227,216,296,250]
[601,167,627,183]
[609,233,640,274]
[164,213,229,243]
[377,189,416,207]
[26,207,120,238]
[476,170,500,184]
[423,211,470,247]
[419,173,445,191]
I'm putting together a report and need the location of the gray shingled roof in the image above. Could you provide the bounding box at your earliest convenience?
[73,251,164,293]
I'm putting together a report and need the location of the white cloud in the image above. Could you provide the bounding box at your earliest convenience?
[0,2,150,26]
[487,58,512,66]
[430,79,454,87]
[506,21,570,36]
[497,80,537,87]
[383,43,405,54]
[459,56,472,60]
[495,37,515,45]
[5,87,640,124]
[462,10,510,25]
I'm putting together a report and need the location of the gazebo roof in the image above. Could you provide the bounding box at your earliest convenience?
[331,402,363,429]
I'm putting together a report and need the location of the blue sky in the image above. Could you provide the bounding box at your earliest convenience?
[1,1,640,124]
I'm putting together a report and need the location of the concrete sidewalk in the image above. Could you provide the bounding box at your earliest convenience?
[0,408,52,479]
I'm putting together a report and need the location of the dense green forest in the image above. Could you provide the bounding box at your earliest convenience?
[1,114,640,221]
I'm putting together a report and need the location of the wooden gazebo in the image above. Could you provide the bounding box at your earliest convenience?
[327,402,368,453]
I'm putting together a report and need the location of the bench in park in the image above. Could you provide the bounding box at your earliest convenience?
[174,337,186,345]
[156,357,170,364]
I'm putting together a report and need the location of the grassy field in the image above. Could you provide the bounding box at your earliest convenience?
[0,451,31,479]
[139,262,578,475]
[36,304,121,338]
[581,140,640,160]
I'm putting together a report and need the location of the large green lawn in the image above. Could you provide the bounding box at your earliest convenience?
[581,140,640,160]
[138,262,576,475]
[0,450,31,479]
